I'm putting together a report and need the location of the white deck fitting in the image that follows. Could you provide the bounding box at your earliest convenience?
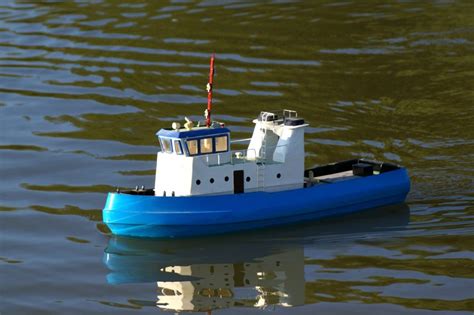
[315,170,354,180]
[310,169,380,183]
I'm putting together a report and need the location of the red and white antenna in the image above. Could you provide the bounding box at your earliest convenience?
[205,53,215,128]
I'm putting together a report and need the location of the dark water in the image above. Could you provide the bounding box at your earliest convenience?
[1,0,473,314]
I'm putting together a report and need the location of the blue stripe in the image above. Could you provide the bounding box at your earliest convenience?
[157,127,231,139]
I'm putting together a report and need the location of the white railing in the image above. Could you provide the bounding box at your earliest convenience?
[203,144,288,166]
[230,138,252,145]
[203,149,257,167]
[259,109,297,122]
[230,148,257,165]
[204,152,228,167]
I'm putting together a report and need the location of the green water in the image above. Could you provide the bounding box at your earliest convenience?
[1,0,473,314]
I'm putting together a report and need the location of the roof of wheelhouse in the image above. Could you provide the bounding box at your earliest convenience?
[156,126,231,139]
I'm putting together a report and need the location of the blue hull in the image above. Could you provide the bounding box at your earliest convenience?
[103,167,410,238]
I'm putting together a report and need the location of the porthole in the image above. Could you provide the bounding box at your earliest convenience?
[224,176,229,182]
[196,179,201,185]
[210,178,215,184]
[277,173,281,178]
[246,176,251,182]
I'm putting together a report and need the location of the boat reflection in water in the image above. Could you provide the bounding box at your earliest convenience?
[104,204,409,313]
[157,248,304,311]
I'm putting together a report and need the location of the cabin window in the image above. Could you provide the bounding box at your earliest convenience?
[200,137,213,154]
[215,135,228,152]
[187,139,198,155]
[161,138,172,153]
[174,140,183,155]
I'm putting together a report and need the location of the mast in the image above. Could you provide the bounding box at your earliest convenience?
[205,53,215,127]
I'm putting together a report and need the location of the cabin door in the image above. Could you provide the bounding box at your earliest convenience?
[233,170,244,194]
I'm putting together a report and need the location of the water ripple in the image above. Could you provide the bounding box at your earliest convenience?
[1,1,473,314]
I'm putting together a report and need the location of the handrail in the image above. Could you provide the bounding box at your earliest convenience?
[203,148,257,166]
[230,138,252,144]
[258,109,298,122]
[204,152,227,166]
[231,148,257,164]
[203,143,288,166]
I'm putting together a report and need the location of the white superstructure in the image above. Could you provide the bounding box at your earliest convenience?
[154,110,308,197]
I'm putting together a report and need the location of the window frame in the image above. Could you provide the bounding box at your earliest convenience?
[173,140,183,155]
[184,134,229,156]
[186,139,199,156]
[160,137,173,153]
[199,137,213,154]
[214,135,229,153]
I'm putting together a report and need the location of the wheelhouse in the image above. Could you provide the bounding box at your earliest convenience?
[156,127,230,157]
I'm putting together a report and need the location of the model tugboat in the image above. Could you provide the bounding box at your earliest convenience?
[102,55,410,238]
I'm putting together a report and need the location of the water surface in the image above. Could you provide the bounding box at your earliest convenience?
[1,0,473,314]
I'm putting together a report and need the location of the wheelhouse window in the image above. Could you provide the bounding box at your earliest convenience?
[215,135,228,152]
[200,137,213,154]
[173,140,183,155]
[161,138,172,153]
[186,139,198,155]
